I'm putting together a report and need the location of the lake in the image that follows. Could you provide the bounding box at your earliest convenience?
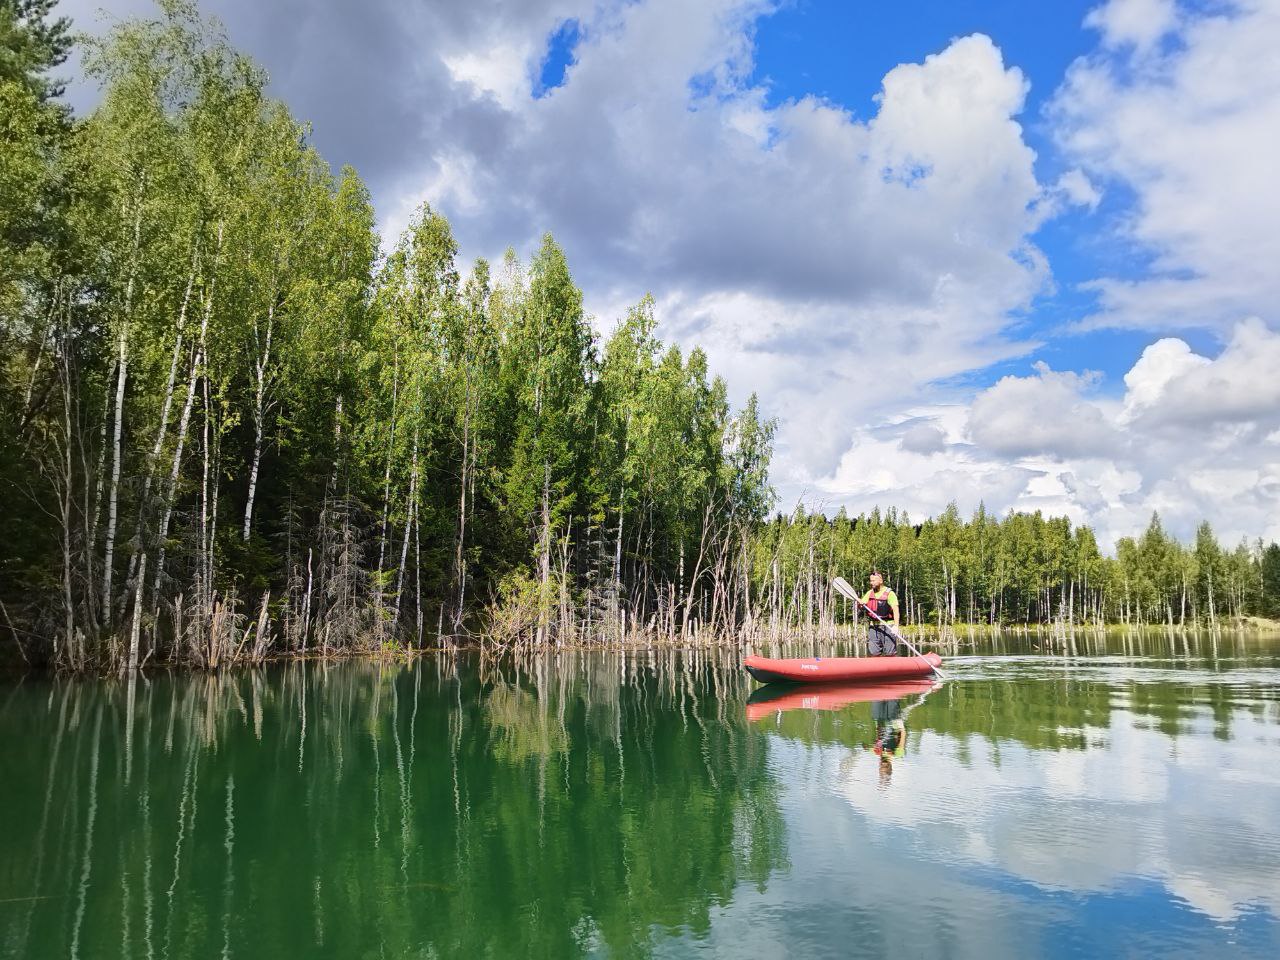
[2,631,1278,958]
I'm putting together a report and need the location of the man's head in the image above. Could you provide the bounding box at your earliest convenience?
[869,571,884,590]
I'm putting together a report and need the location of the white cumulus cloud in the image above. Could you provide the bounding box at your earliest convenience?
[1052,0,1280,332]
[818,321,1280,548]
[968,363,1122,460]
[1083,0,1180,53]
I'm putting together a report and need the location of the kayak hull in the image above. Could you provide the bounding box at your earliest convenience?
[743,652,942,684]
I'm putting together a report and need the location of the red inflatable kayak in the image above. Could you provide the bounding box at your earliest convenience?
[743,652,942,684]
[745,679,938,721]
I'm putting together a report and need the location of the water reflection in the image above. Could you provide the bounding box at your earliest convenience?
[0,632,1278,958]
[745,678,937,720]
[0,652,786,959]
[868,693,907,785]
[748,652,1280,951]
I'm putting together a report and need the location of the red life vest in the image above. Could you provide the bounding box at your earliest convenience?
[864,589,895,621]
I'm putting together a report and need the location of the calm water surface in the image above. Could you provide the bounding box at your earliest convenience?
[2,632,1279,958]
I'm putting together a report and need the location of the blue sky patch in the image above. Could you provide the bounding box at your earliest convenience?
[535,18,582,98]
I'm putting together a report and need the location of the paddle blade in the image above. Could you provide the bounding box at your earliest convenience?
[832,576,858,600]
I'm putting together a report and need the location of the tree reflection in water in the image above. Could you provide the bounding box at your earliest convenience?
[4,632,1278,958]
[0,651,787,959]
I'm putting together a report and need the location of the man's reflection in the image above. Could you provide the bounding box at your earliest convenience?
[869,696,907,783]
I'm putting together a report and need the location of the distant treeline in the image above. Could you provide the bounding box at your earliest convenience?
[0,2,774,669]
[753,504,1280,630]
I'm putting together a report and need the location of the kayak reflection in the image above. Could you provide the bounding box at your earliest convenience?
[747,679,941,786]
[744,678,938,722]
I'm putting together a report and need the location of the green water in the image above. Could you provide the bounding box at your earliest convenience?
[2,633,1278,959]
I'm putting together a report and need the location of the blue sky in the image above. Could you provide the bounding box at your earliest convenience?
[750,0,1185,385]
[63,0,1280,547]
[752,0,1096,118]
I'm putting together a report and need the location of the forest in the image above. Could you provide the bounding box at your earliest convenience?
[2,1,1277,671]
[755,505,1280,633]
[0,0,776,670]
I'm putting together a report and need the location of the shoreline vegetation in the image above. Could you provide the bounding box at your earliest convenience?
[3,2,1279,674]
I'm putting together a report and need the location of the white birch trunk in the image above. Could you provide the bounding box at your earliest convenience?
[83,355,114,631]
[207,414,220,613]
[123,258,195,608]
[614,494,624,609]
[242,301,274,541]
[151,346,200,610]
[414,498,423,645]
[143,262,195,502]
[20,297,56,429]
[376,353,399,581]
[101,186,145,631]
[453,392,470,629]
[391,431,419,635]
[128,553,147,670]
[60,340,77,664]
[101,328,128,630]
[200,367,211,617]
[88,357,114,547]
[538,460,551,646]
[153,223,221,628]
[196,223,224,620]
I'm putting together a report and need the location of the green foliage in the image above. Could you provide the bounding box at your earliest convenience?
[1261,543,1280,619]
[0,2,771,665]
[753,504,1275,628]
[0,0,72,102]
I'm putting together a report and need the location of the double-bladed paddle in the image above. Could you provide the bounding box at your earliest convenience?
[832,576,946,679]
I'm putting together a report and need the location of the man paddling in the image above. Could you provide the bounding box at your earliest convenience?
[859,571,901,656]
